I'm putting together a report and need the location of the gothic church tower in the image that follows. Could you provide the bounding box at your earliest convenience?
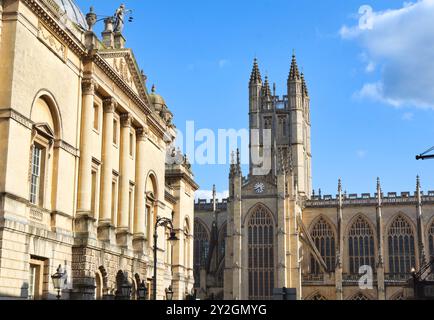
[224,55,311,300]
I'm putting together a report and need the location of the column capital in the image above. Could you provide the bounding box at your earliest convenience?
[120,113,132,127]
[82,79,99,95]
[103,97,117,113]
[136,125,149,141]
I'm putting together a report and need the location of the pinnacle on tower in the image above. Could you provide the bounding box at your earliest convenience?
[377,177,382,193]
[263,75,271,97]
[301,73,309,97]
[289,53,300,81]
[250,58,262,84]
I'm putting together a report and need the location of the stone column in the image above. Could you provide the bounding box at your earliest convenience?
[133,125,148,253]
[77,79,97,216]
[116,113,132,247]
[98,97,117,242]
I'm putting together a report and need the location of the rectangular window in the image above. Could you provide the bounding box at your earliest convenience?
[128,188,133,231]
[113,119,118,145]
[111,179,118,226]
[91,170,97,216]
[28,265,37,300]
[93,104,99,131]
[30,144,43,205]
[129,132,134,157]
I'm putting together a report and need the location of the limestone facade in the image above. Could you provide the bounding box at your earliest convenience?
[0,0,198,300]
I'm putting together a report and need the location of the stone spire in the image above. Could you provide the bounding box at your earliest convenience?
[212,184,217,213]
[263,76,271,97]
[249,58,262,84]
[301,73,309,97]
[229,150,236,178]
[336,178,343,268]
[235,148,241,175]
[416,175,427,266]
[376,177,384,267]
[288,53,300,81]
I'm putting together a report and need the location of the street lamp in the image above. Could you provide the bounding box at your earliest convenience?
[51,265,66,300]
[165,286,174,301]
[153,216,178,300]
[138,280,148,300]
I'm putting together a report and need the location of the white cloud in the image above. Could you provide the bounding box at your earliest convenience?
[402,112,414,121]
[356,150,367,158]
[340,0,434,108]
[195,189,229,201]
[218,59,229,68]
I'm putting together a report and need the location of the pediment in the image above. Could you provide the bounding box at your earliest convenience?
[99,49,148,101]
[34,122,55,140]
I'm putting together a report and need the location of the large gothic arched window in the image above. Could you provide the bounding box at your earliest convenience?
[348,216,375,274]
[310,217,335,274]
[248,205,274,300]
[193,221,209,286]
[219,224,227,260]
[388,215,416,274]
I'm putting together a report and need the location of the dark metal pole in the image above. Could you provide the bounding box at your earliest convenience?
[153,222,158,300]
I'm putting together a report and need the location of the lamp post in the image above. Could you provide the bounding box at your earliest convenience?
[153,216,178,300]
[138,280,148,300]
[51,265,66,300]
[165,286,174,301]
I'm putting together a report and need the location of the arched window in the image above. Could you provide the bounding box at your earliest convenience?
[348,216,375,274]
[388,215,416,274]
[29,97,57,209]
[248,205,274,300]
[310,217,335,274]
[218,224,227,260]
[184,219,191,269]
[193,221,209,286]
[429,221,434,260]
[95,272,103,300]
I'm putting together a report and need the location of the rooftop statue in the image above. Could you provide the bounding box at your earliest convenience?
[113,4,132,33]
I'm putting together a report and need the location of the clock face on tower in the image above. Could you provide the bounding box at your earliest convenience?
[254,182,265,194]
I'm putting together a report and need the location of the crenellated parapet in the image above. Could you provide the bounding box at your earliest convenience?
[195,198,229,212]
[306,190,434,207]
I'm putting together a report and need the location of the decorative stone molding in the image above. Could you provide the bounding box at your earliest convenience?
[82,79,98,95]
[136,126,149,142]
[102,97,117,113]
[22,0,86,57]
[37,21,67,62]
[54,139,79,157]
[120,113,132,127]
[113,58,133,86]
[0,109,33,129]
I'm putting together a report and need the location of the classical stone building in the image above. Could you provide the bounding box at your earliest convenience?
[0,0,198,299]
[194,57,434,300]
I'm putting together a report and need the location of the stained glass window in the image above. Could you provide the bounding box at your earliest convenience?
[248,205,274,300]
[348,216,375,274]
[193,221,209,286]
[388,215,416,275]
[310,217,336,274]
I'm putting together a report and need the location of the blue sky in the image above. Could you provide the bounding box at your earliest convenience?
[76,0,434,198]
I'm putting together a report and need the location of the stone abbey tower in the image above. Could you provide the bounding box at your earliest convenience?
[224,55,312,299]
